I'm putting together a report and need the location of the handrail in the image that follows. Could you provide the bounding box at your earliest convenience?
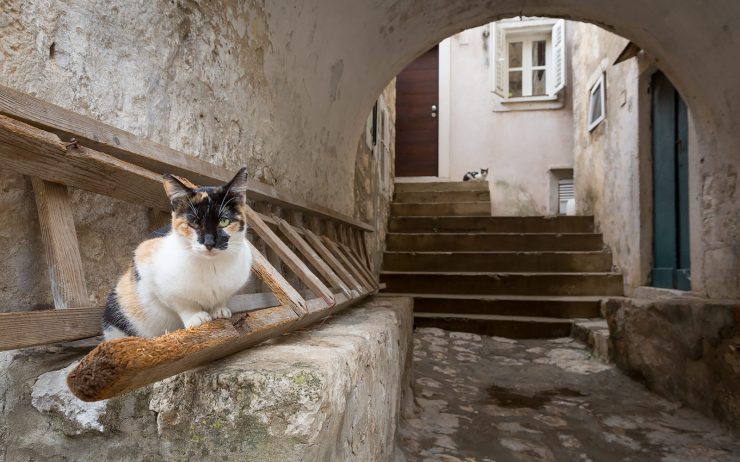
[0,84,373,232]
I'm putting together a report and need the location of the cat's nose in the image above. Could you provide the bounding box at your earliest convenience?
[203,235,216,250]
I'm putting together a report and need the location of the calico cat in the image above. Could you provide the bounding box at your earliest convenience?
[102,168,253,339]
[463,168,489,181]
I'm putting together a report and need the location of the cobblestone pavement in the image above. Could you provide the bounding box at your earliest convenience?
[398,328,740,462]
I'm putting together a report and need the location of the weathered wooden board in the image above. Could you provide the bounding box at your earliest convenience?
[275,217,351,297]
[321,236,374,292]
[248,241,308,316]
[31,178,89,308]
[244,205,334,307]
[0,85,374,231]
[302,228,364,293]
[67,292,370,402]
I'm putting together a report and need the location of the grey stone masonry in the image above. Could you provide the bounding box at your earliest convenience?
[0,296,413,462]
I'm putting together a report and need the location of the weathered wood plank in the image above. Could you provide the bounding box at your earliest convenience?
[354,228,372,269]
[336,241,378,290]
[321,236,374,292]
[244,205,335,307]
[0,85,374,232]
[340,242,379,289]
[31,178,89,309]
[248,241,308,316]
[275,216,351,297]
[302,228,364,293]
[0,307,103,350]
[67,291,370,402]
[0,114,169,210]
[0,291,312,352]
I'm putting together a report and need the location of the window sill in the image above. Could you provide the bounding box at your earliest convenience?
[492,91,566,112]
[501,95,559,104]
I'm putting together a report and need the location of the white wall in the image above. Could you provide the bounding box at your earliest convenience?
[446,25,574,216]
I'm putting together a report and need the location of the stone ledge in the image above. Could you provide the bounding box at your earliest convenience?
[604,297,740,431]
[0,296,413,461]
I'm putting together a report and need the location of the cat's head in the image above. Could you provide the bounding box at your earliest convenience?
[162,167,249,257]
[480,168,489,176]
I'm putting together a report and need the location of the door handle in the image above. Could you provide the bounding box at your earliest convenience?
[431,104,437,118]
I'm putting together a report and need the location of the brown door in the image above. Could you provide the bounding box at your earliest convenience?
[395,46,439,177]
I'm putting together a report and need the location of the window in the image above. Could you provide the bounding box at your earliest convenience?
[491,18,566,101]
[558,178,574,215]
[587,73,606,131]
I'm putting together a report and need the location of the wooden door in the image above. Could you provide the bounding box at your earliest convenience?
[651,72,690,290]
[395,46,439,177]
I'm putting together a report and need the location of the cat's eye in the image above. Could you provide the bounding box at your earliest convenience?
[188,222,200,229]
[218,218,231,228]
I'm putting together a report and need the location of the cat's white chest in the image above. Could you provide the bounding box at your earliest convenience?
[152,236,252,310]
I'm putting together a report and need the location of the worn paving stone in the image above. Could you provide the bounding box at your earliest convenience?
[399,328,740,462]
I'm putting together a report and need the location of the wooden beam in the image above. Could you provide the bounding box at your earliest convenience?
[336,241,379,290]
[0,85,374,232]
[248,241,308,317]
[0,114,169,210]
[31,178,89,308]
[67,291,371,402]
[0,291,316,352]
[302,228,364,293]
[275,216,351,297]
[244,205,335,307]
[0,306,103,351]
[321,236,374,292]
[354,228,372,269]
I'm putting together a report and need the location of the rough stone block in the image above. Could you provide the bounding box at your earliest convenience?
[0,296,413,461]
[604,297,740,430]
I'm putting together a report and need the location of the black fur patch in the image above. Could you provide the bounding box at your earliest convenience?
[102,290,138,337]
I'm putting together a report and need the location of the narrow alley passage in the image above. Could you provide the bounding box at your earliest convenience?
[399,327,740,461]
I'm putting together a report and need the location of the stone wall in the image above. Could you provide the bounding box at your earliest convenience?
[569,23,646,292]
[0,0,383,311]
[354,81,396,275]
[0,296,413,461]
[604,298,740,430]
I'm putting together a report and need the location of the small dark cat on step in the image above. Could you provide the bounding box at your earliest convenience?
[463,168,489,182]
[102,168,253,339]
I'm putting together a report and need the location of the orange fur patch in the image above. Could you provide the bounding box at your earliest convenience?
[172,216,192,238]
[116,266,145,322]
[135,237,164,264]
[194,191,209,202]
[173,175,198,189]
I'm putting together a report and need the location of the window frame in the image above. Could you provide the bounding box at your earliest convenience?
[490,18,566,103]
[504,32,552,99]
[587,73,606,132]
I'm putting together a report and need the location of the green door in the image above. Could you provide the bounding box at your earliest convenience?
[651,72,690,290]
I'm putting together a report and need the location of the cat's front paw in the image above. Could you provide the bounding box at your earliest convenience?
[185,311,212,328]
[211,306,232,320]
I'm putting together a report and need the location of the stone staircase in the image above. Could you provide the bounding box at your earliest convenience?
[381,181,623,338]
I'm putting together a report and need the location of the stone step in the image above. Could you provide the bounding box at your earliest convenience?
[393,190,491,203]
[389,216,595,233]
[413,313,573,338]
[380,271,624,296]
[383,251,613,272]
[391,202,491,217]
[394,181,489,193]
[386,233,605,252]
[383,293,603,318]
[571,319,611,362]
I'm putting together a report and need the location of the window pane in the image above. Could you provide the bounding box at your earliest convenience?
[589,83,603,124]
[509,71,522,97]
[508,41,522,68]
[532,40,547,66]
[532,69,547,96]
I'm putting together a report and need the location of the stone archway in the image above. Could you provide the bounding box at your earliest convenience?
[270,0,738,297]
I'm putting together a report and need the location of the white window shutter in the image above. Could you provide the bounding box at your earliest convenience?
[490,22,506,97]
[551,19,566,95]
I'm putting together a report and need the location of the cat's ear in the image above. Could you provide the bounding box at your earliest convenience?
[222,167,248,199]
[162,174,194,205]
